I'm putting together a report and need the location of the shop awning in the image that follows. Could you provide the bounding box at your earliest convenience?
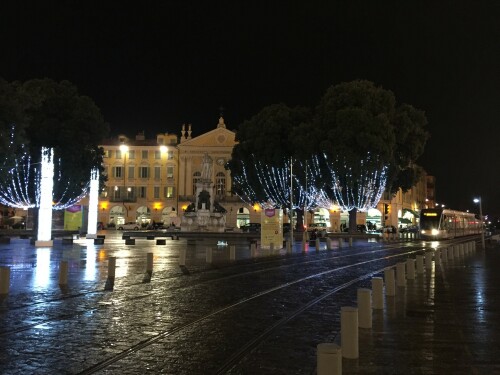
[402,208,419,217]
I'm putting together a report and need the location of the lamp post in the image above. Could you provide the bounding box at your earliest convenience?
[120,144,129,222]
[160,145,168,223]
[473,197,485,249]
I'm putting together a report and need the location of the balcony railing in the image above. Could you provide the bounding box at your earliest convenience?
[109,197,137,203]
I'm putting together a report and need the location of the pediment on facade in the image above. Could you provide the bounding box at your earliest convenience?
[180,127,237,148]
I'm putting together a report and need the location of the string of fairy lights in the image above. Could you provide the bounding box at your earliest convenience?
[233,153,388,213]
[0,128,90,210]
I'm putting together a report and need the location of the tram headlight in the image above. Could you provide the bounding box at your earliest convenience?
[431,229,439,235]
[421,230,426,234]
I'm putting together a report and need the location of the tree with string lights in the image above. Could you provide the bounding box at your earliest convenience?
[0,78,109,219]
[301,80,428,232]
[228,103,311,230]
[229,80,428,234]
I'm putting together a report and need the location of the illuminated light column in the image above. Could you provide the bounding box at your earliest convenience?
[36,147,54,247]
[86,168,99,239]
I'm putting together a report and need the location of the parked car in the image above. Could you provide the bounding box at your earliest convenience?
[307,222,328,232]
[342,224,367,233]
[11,221,26,229]
[147,221,167,230]
[400,225,419,233]
[241,223,261,233]
[117,222,140,230]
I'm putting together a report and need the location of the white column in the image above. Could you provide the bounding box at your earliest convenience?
[36,147,54,247]
[86,168,100,238]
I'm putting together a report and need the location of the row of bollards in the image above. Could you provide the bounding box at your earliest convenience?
[0,235,357,297]
[316,240,477,374]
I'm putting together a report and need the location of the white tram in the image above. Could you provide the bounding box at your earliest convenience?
[419,208,482,240]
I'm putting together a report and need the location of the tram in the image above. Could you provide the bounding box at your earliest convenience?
[419,208,482,240]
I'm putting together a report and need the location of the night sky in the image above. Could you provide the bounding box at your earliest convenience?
[3,1,500,215]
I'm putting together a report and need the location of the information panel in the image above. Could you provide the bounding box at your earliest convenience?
[261,209,283,249]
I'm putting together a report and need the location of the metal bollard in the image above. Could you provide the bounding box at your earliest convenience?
[416,255,424,274]
[357,288,372,328]
[230,245,236,261]
[338,237,343,248]
[206,247,213,264]
[317,343,342,375]
[384,268,396,296]
[406,258,415,280]
[107,257,116,280]
[315,238,320,251]
[372,277,384,309]
[59,260,69,286]
[396,262,406,287]
[349,237,353,247]
[0,266,10,295]
[341,306,359,359]
[286,240,292,254]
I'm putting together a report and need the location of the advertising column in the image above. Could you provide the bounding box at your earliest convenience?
[261,208,283,249]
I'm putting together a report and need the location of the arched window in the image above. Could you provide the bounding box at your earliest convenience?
[215,172,226,196]
[192,171,201,194]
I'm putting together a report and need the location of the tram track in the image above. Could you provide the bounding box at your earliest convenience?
[0,242,414,338]
[76,247,422,374]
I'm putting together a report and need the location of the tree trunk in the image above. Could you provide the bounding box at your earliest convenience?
[348,208,357,234]
[295,209,304,232]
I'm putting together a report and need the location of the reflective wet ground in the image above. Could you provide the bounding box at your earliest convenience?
[0,231,498,374]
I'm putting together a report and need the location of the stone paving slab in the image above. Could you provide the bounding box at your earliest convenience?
[0,232,498,374]
[339,245,500,375]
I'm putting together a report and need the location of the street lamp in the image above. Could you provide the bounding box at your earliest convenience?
[159,145,168,223]
[473,197,485,249]
[120,144,129,221]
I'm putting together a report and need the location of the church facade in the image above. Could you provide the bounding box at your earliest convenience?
[98,117,258,229]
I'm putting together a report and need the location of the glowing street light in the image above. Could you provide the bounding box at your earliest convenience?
[473,197,485,249]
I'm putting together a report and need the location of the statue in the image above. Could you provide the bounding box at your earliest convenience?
[197,190,211,210]
[185,203,196,213]
[201,153,213,180]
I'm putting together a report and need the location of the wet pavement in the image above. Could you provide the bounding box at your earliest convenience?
[0,230,498,374]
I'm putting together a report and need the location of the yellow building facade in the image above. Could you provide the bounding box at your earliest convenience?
[98,117,261,229]
[97,116,430,231]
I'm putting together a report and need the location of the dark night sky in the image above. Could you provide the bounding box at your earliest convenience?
[2,1,500,215]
